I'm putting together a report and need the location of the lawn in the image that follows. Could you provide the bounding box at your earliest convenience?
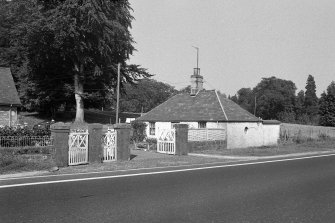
[2,139,335,176]
[49,149,225,175]
[193,139,335,157]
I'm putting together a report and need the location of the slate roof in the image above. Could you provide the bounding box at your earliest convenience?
[137,90,260,122]
[0,67,21,106]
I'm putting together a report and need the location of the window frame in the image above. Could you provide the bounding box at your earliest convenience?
[149,122,156,135]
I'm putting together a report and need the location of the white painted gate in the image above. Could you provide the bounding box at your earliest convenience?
[68,129,89,166]
[102,128,117,162]
[157,129,176,154]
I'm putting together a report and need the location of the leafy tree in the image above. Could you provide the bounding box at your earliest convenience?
[319,81,335,126]
[304,75,319,117]
[236,88,254,113]
[1,0,150,121]
[252,76,296,120]
[116,78,177,113]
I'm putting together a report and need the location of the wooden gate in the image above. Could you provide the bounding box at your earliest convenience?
[68,129,89,166]
[102,128,117,162]
[157,129,176,154]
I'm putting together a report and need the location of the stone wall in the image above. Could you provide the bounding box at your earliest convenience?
[188,140,227,152]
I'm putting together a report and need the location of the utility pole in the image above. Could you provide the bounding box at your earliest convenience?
[115,63,121,124]
[254,95,257,116]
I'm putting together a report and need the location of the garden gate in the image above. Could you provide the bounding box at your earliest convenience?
[68,129,89,165]
[102,128,117,162]
[157,129,176,154]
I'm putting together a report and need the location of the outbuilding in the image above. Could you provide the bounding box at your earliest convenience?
[0,67,21,126]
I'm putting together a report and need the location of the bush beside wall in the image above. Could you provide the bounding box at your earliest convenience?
[188,140,227,152]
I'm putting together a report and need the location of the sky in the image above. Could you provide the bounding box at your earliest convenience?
[128,0,335,96]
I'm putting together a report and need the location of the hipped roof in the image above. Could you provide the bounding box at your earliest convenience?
[0,67,21,106]
[137,90,260,122]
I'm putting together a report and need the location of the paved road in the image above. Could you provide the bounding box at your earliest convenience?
[1,155,335,223]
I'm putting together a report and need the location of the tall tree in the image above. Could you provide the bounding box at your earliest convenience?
[236,88,254,114]
[319,81,335,126]
[2,0,150,121]
[252,76,296,120]
[116,78,177,113]
[304,75,319,118]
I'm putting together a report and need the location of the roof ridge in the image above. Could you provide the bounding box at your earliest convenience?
[215,90,228,121]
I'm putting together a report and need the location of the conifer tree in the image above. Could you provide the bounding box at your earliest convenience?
[304,75,319,119]
[319,81,335,126]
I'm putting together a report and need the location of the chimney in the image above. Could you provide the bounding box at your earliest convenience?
[190,68,203,96]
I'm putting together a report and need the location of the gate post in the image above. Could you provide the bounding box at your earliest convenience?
[88,123,103,163]
[50,122,71,167]
[114,123,131,161]
[174,124,188,155]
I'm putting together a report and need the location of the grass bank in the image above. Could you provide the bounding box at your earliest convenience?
[194,139,335,157]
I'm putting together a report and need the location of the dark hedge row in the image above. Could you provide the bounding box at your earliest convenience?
[0,124,51,137]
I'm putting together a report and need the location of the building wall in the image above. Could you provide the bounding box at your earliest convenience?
[0,106,17,127]
[145,121,225,138]
[263,124,280,146]
[226,122,279,149]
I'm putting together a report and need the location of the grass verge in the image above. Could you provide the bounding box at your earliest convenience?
[194,139,335,157]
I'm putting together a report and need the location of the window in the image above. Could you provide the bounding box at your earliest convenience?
[171,122,180,128]
[149,122,156,135]
[198,121,206,128]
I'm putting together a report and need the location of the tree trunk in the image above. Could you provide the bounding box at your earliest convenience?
[74,64,84,123]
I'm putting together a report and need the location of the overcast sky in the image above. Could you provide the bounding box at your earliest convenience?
[129,0,335,96]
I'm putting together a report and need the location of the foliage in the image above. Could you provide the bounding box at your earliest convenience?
[253,76,296,120]
[0,124,51,136]
[319,81,335,127]
[130,120,147,142]
[0,0,151,120]
[114,78,177,113]
[235,88,254,114]
[304,75,319,117]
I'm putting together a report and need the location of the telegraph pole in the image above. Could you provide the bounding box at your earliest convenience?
[116,63,121,124]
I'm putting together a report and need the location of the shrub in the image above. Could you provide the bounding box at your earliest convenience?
[0,124,51,137]
[130,120,147,142]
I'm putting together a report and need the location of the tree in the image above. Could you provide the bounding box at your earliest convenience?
[304,75,319,118]
[252,76,296,120]
[117,78,177,113]
[2,0,150,121]
[319,81,335,126]
[236,88,254,114]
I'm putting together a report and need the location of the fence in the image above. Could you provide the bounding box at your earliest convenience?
[280,123,335,142]
[0,136,53,148]
[188,128,226,141]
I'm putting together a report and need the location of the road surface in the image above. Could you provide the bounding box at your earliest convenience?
[1,154,335,222]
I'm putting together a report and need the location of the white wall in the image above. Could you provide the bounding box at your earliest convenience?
[262,124,280,146]
[227,122,280,149]
[144,121,225,138]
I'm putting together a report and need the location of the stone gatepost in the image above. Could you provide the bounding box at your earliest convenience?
[174,124,188,155]
[50,122,71,167]
[88,123,103,163]
[114,123,131,161]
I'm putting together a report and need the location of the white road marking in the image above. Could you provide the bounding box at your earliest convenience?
[1,153,335,189]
